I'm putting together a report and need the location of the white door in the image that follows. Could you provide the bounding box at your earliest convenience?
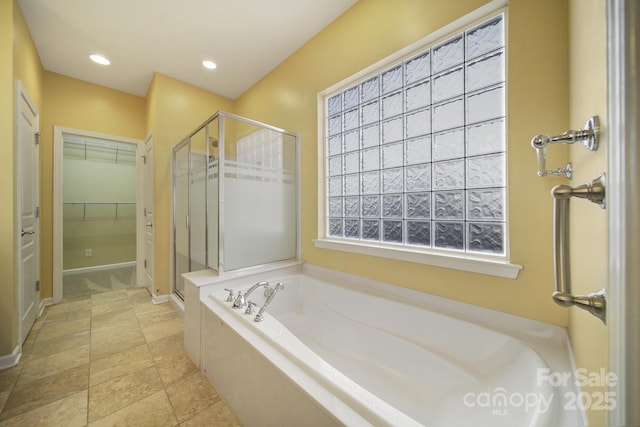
[144,136,154,294]
[18,83,39,344]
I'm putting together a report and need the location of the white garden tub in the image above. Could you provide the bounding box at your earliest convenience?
[199,264,583,427]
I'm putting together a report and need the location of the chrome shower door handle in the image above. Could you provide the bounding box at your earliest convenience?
[551,174,607,323]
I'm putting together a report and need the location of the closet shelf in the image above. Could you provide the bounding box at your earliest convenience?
[63,202,136,220]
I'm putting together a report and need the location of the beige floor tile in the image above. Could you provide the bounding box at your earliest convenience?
[0,364,89,422]
[27,330,91,361]
[148,333,185,361]
[44,299,92,321]
[0,366,20,395]
[179,399,242,427]
[88,365,164,423]
[154,352,200,387]
[19,345,90,384]
[0,391,10,414]
[0,390,87,427]
[91,308,139,333]
[137,309,181,329]
[127,288,152,304]
[142,318,184,343]
[88,390,178,427]
[91,298,133,317]
[166,371,220,423]
[133,301,176,319]
[36,316,91,342]
[90,344,154,387]
[90,289,130,304]
[90,328,146,360]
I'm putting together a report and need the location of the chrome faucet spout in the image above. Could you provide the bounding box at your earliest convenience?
[254,282,284,322]
[232,281,271,309]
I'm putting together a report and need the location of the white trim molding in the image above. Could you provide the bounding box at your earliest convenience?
[314,239,522,279]
[63,261,136,276]
[0,346,22,371]
[152,294,170,305]
[607,0,640,425]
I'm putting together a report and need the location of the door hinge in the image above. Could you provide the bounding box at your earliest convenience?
[35,280,40,292]
[144,259,147,269]
[141,155,146,164]
[35,206,40,218]
[34,132,41,145]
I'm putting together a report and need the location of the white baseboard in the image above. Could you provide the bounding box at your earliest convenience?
[152,294,169,305]
[63,261,136,276]
[39,298,53,317]
[0,345,22,371]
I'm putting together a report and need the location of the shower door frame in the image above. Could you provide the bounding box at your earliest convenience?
[170,111,301,298]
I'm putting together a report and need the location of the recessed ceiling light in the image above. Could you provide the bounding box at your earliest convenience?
[89,54,110,65]
[202,60,217,70]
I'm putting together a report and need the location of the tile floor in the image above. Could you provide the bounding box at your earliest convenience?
[0,288,242,426]
[63,266,137,300]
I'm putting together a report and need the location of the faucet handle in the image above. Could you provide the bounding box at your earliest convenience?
[245,301,257,315]
[224,288,236,302]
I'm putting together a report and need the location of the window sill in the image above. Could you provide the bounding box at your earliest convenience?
[313,238,522,279]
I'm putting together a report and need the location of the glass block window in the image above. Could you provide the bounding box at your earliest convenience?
[323,14,506,255]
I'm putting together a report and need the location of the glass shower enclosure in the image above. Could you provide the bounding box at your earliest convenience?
[172,112,299,298]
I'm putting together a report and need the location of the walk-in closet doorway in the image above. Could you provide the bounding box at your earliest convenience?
[52,127,147,302]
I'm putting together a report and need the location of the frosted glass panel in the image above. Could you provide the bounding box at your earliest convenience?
[382,65,403,94]
[382,117,403,143]
[466,85,505,124]
[433,128,465,161]
[467,188,505,220]
[382,142,403,169]
[223,122,297,271]
[382,195,403,218]
[382,168,403,193]
[468,223,504,253]
[383,220,403,242]
[405,81,431,112]
[433,35,463,73]
[466,50,504,92]
[405,51,430,84]
[361,196,379,217]
[433,98,464,132]
[407,221,430,246]
[361,77,379,102]
[433,159,464,190]
[433,67,464,103]
[466,16,504,59]
[467,153,505,188]
[433,191,464,219]
[382,92,403,119]
[406,193,431,218]
[361,101,379,125]
[466,118,505,156]
[343,86,359,109]
[405,135,432,165]
[434,222,464,249]
[362,219,380,240]
[405,108,431,138]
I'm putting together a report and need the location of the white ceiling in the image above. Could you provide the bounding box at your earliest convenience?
[18,0,357,99]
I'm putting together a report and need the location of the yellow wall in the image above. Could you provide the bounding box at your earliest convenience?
[0,0,16,356]
[568,0,608,425]
[145,73,234,296]
[236,0,571,326]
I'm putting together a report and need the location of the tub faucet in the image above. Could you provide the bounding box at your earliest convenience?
[254,282,284,322]
[232,281,271,309]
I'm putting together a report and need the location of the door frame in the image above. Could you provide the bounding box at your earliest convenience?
[52,126,143,302]
[607,0,640,424]
[16,81,40,346]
